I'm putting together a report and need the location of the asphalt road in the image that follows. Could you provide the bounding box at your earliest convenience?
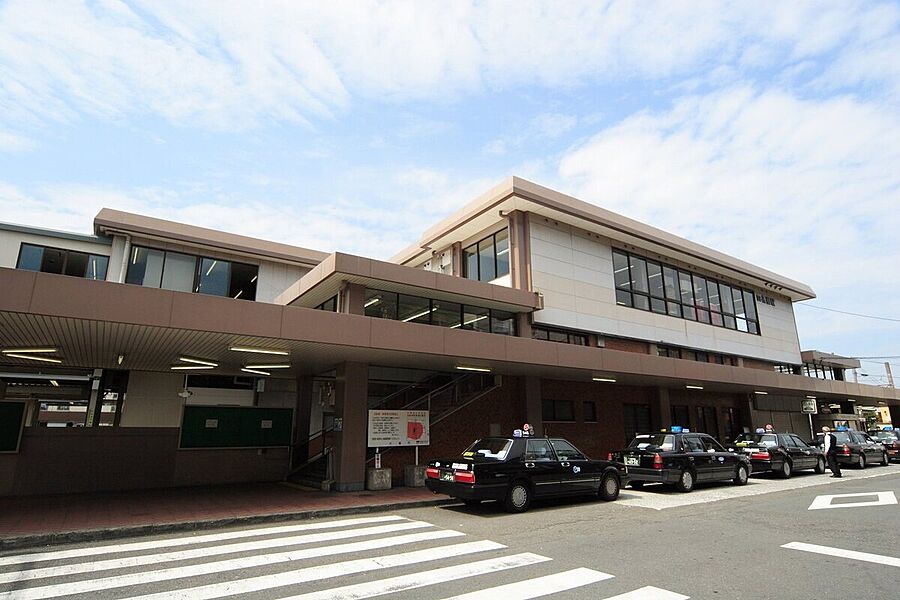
[1,465,898,599]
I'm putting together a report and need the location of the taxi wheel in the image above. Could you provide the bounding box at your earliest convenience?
[675,469,694,493]
[599,473,620,501]
[880,452,889,466]
[858,454,866,469]
[814,457,826,474]
[504,481,531,513]
[733,464,749,486]
[779,460,792,479]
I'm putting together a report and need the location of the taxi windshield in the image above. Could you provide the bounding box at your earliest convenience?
[627,434,675,451]
[733,434,778,448]
[870,431,898,440]
[463,439,512,460]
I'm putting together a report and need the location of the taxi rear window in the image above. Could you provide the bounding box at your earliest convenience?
[464,439,512,460]
[870,431,898,440]
[627,434,675,451]
[733,434,777,447]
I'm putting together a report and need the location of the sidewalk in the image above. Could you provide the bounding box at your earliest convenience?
[0,482,451,550]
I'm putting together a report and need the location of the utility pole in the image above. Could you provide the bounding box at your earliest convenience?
[886,362,895,388]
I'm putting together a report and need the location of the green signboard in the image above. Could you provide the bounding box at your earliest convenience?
[0,401,26,453]
[179,405,293,449]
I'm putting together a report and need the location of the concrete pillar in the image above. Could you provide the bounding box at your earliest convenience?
[654,388,671,430]
[451,242,463,277]
[340,282,367,315]
[506,210,532,291]
[523,376,543,436]
[515,312,532,339]
[293,376,314,465]
[333,361,368,492]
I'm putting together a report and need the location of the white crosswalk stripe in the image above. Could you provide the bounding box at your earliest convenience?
[0,520,432,585]
[0,514,691,600]
[439,567,615,599]
[0,514,405,567]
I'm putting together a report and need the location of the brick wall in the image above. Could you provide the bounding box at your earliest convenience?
[743,357,775,371]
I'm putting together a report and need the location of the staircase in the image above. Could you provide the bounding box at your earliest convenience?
[287,372,502,488]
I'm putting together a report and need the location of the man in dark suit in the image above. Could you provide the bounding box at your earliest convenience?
[822,426,842,478]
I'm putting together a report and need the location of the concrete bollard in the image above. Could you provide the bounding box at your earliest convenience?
[404,464,426,487]
[366,467,392,490]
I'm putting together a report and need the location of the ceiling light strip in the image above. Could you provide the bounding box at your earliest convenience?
[229,347,290,356]
[4,353,63,364]
[2,348,58,354]
[178,357,219,367]
[241,367,271,376]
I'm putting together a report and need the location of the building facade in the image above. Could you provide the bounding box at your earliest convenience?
[1,177,897,496]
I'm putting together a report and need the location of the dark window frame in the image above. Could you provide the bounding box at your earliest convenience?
[363,288,516,336]
[612,248,761,336]
[124,244,258,301]
[542,398,577,422]
[462,228,511,282]
[532,326,589,346]
[16,242,110,280]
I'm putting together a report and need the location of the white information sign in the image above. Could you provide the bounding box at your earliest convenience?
[367,409,430,447]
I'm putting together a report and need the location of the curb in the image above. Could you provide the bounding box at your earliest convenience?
[0,497,455,552]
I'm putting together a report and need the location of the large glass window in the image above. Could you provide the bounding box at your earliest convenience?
[613,249,760,335]
[125,245,257,300]
[532,327,588,345]
[363,289,515,336]
[542,399,576,422]
[161,252,195,292]
[17,243,109,280]
[463,229,511,282]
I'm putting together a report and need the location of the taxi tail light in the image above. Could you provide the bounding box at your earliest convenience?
[841,444,851,455]
[652,453,663,470]
[425,467,440,479]
[454,470,475,484]
[750,451,771,461]
[607,452,613,461]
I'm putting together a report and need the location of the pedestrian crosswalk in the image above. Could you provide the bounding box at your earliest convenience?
[0,514,690,599]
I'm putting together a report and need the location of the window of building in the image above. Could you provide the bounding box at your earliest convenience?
[463,229,511,282]
[542,398,576,422]
[696,406,718,435]
[803,363,835,380]
[613,249,760,335]
[623,403,651,442]
[583,401,597,422]
[17,243,109,280]
[125,246,258,300]
[671,405,691,429]
[532,327,589,346]
[363,289,515,336]
[315,296,337,311]
[658,345,682,359]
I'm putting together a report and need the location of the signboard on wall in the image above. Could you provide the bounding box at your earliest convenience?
[367,410,430,447]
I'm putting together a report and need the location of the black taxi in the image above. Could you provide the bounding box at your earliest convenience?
[610,428,750,492]
[727,430,826,477]
[424,433,627,512]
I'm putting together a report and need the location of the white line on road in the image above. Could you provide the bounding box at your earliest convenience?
[0,514,406,567]
[601,586,690,599]
[0,520,432,585]
[438,567,614,599]
[782,542,900,568]
[0,529,465,600]
[280,553,552,600]
[125,540,506,600]
[807,491,897,510]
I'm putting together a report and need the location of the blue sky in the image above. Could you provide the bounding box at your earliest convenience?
[1,1,899,383]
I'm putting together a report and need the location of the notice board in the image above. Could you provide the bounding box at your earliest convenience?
[179,405,293,449]
[0,401,26,453]
[367,409,430,448]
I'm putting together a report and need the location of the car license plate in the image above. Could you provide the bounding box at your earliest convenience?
[440,472,454,482]
[624,456,639,466]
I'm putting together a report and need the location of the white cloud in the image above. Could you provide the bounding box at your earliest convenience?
[557,86,900,350]
[1,1,898,130]
[0,130,35,153]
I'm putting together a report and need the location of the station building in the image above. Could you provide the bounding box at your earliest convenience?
[1,177,897,496]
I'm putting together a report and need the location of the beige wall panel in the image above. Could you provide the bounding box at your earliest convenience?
[120,371,185,427]
[530,217,803,364]
[256,262,309,304]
